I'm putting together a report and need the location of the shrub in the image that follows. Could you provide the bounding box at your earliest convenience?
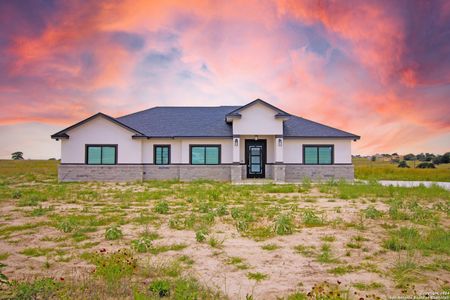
[273,214,294,235]
[397,161,409,168]
[154,201,169,214]
[105,226,123,240]
[416,162,435,169]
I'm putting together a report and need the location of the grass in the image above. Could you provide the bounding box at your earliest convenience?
[20,247,53,257]
[353,157,450,181]
[1,160,449,299]
[261,243,280,251]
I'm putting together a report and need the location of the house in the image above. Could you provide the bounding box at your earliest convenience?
[51,99,360,182]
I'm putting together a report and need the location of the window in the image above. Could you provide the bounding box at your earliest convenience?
[86,145,117,165]
[303,145,333,165]
[190,145,220,165]
[154,145,170,165]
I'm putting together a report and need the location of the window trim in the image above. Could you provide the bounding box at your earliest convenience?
[153,144,171,165]
[302,144,334,165]
[189,144,221,165]
[85,144,118,165]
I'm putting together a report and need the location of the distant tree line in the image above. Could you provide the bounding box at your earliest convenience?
[403,152,450,164]
[362,151,450,169]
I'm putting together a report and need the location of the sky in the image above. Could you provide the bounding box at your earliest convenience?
[0,0,449,159]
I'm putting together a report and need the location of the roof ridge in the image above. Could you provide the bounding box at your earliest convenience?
[117,105,240,119]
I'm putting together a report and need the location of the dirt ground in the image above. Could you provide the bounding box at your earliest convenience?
[0,181,449,299]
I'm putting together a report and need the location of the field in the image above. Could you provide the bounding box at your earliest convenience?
[354,157,450,182]
[0,160,449,299]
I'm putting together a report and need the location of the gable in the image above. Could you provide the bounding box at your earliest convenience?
[231,101,284,135]
[51,113,144,139]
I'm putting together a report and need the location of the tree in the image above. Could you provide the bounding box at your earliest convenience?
[441,152,450,164]
[398,161,409,168]
[403,153,416,161]
[371,156,376,162]
[424,153,435,162]
[416,153,425,161]
[416,162,435,169]
[11,151,24,160]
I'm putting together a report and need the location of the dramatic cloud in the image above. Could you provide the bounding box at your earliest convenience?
[0,0,449,158]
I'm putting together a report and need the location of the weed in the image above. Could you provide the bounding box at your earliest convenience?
[261,244,279,251]
[20,247,52,257]
[132,237,152,253]
[208,236,224,249]
[195,230,208,243]
[273,214,294,235]
[148,279,170,297]
[227,256,249,270]
[154,200,169,214]
[316,243,338,264]
[105,225,123,240]
[87,249,137,284]
[364,205,383,219]
[321,235,336,242]
[247,272,268,282]
[0,252,10,261]
[294,245,315,257]
[12,278,61,299]
[353,282,384,290]
[302,209,324,227]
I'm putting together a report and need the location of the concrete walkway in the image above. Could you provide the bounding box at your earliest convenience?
[375,180,450,190]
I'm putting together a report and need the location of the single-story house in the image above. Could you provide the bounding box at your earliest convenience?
[51,99,360,182]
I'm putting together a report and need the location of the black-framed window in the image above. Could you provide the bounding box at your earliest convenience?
[303,145,333,165]
[190,145,221,165]
[154,145,170,165]
[85,145,117,165]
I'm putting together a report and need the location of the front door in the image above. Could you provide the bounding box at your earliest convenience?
[245,140,266,178]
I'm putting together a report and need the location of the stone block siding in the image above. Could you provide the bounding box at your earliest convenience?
[59,164,354,182]
[179,165,230,181]
[143,165,179,180]
[285,164,354,182]
[59,164,231,182]
[58,164,143,182]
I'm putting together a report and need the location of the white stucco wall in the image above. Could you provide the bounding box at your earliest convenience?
[142,139,182,163]
[60,116,142,163]
[283,138,353,164]
[232,102,283,135]
[180,138,233,164]
[142,138,232,164]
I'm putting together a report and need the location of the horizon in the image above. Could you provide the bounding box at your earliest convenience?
[1,1,449,159]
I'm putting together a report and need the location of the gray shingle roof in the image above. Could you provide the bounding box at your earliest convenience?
[116,106,240,137]
[116,105,359,139]
[51,100,360,139]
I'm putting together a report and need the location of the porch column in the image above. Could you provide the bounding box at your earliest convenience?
[274,135,285,182]
[231,135,242,182]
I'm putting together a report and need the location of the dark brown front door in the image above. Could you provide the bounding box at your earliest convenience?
[245,139,266,178]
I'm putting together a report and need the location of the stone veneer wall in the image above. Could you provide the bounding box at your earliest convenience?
[58,164,144,182]
[59,164,354,182]
[59,164,231,182]
[285,164,354,182]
